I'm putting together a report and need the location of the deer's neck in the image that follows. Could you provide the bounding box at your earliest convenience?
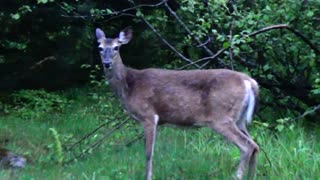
[105,55,129,101]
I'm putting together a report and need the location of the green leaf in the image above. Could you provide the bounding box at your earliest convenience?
[307,11,314,17]
[276,125,284,132]
[265,5,271,11]
[136,10,143,17]
[11,13,20,20]
[106,9,113,14]
[263,64,270,71]
[37,0,48,4]
[223,42,230,49]
[267,74,273,79]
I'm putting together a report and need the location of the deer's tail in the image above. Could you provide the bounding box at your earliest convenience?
[242,79,259,124]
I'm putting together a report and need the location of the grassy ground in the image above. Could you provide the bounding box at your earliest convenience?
[0,87,319,179]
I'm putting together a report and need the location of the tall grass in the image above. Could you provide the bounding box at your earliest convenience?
[0,88,319,179]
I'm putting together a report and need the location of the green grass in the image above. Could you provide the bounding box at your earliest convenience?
[0,88,319,179]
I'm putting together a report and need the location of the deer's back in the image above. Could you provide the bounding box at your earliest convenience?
[125,68,258,126]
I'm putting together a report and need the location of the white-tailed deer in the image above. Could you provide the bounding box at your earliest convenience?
[95,27,259,180]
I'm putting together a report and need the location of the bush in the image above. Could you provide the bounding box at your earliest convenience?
[11,89,70,119]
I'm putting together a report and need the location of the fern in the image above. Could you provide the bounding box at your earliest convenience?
[49,128,64,165]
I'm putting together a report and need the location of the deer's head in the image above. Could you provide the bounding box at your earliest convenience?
[95,27,132,69]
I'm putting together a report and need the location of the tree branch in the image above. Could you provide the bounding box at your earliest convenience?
[163,2,225,67]
[197,36,212,47]
[72,117,130,161]
[290,103,320,122]
[229,17,235,70]
[60,0,167,19]
[248,24,320,55]
[179,49,225,69]
[100,13,135,23]
[67,116,124,151]
[286,27,320,55]
[247,24,290,37]
[140,16,200,68]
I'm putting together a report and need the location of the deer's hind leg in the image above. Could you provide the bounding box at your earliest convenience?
[236,117,259,179]
[209,118,258,179]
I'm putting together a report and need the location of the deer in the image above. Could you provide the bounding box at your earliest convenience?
[95,27,259,180]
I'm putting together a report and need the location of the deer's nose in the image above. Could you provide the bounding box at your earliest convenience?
[103,62,112,69]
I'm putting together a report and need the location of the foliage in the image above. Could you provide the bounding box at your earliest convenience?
[11,89,69,119]
[1,0,319,126]
[0,0,320,177]
[81,63,106,88]
[311,74,320,95]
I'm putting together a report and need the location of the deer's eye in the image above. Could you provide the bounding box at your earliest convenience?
[113,46,119,51]
[98,47,104,52]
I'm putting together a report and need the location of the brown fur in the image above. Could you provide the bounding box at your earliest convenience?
[110,67,257,126]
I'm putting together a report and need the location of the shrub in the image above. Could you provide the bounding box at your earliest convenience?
[11,89,69,119]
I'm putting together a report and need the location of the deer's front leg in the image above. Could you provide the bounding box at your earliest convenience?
[143,115,159,180]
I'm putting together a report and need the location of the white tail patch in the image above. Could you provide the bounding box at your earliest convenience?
[244,80,255,124]
[154,114,159,124]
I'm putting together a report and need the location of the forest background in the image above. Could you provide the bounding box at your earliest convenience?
[0,0,319,179]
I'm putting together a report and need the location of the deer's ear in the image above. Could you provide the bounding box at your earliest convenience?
[118,26,132,44]
[96,28,105,41]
